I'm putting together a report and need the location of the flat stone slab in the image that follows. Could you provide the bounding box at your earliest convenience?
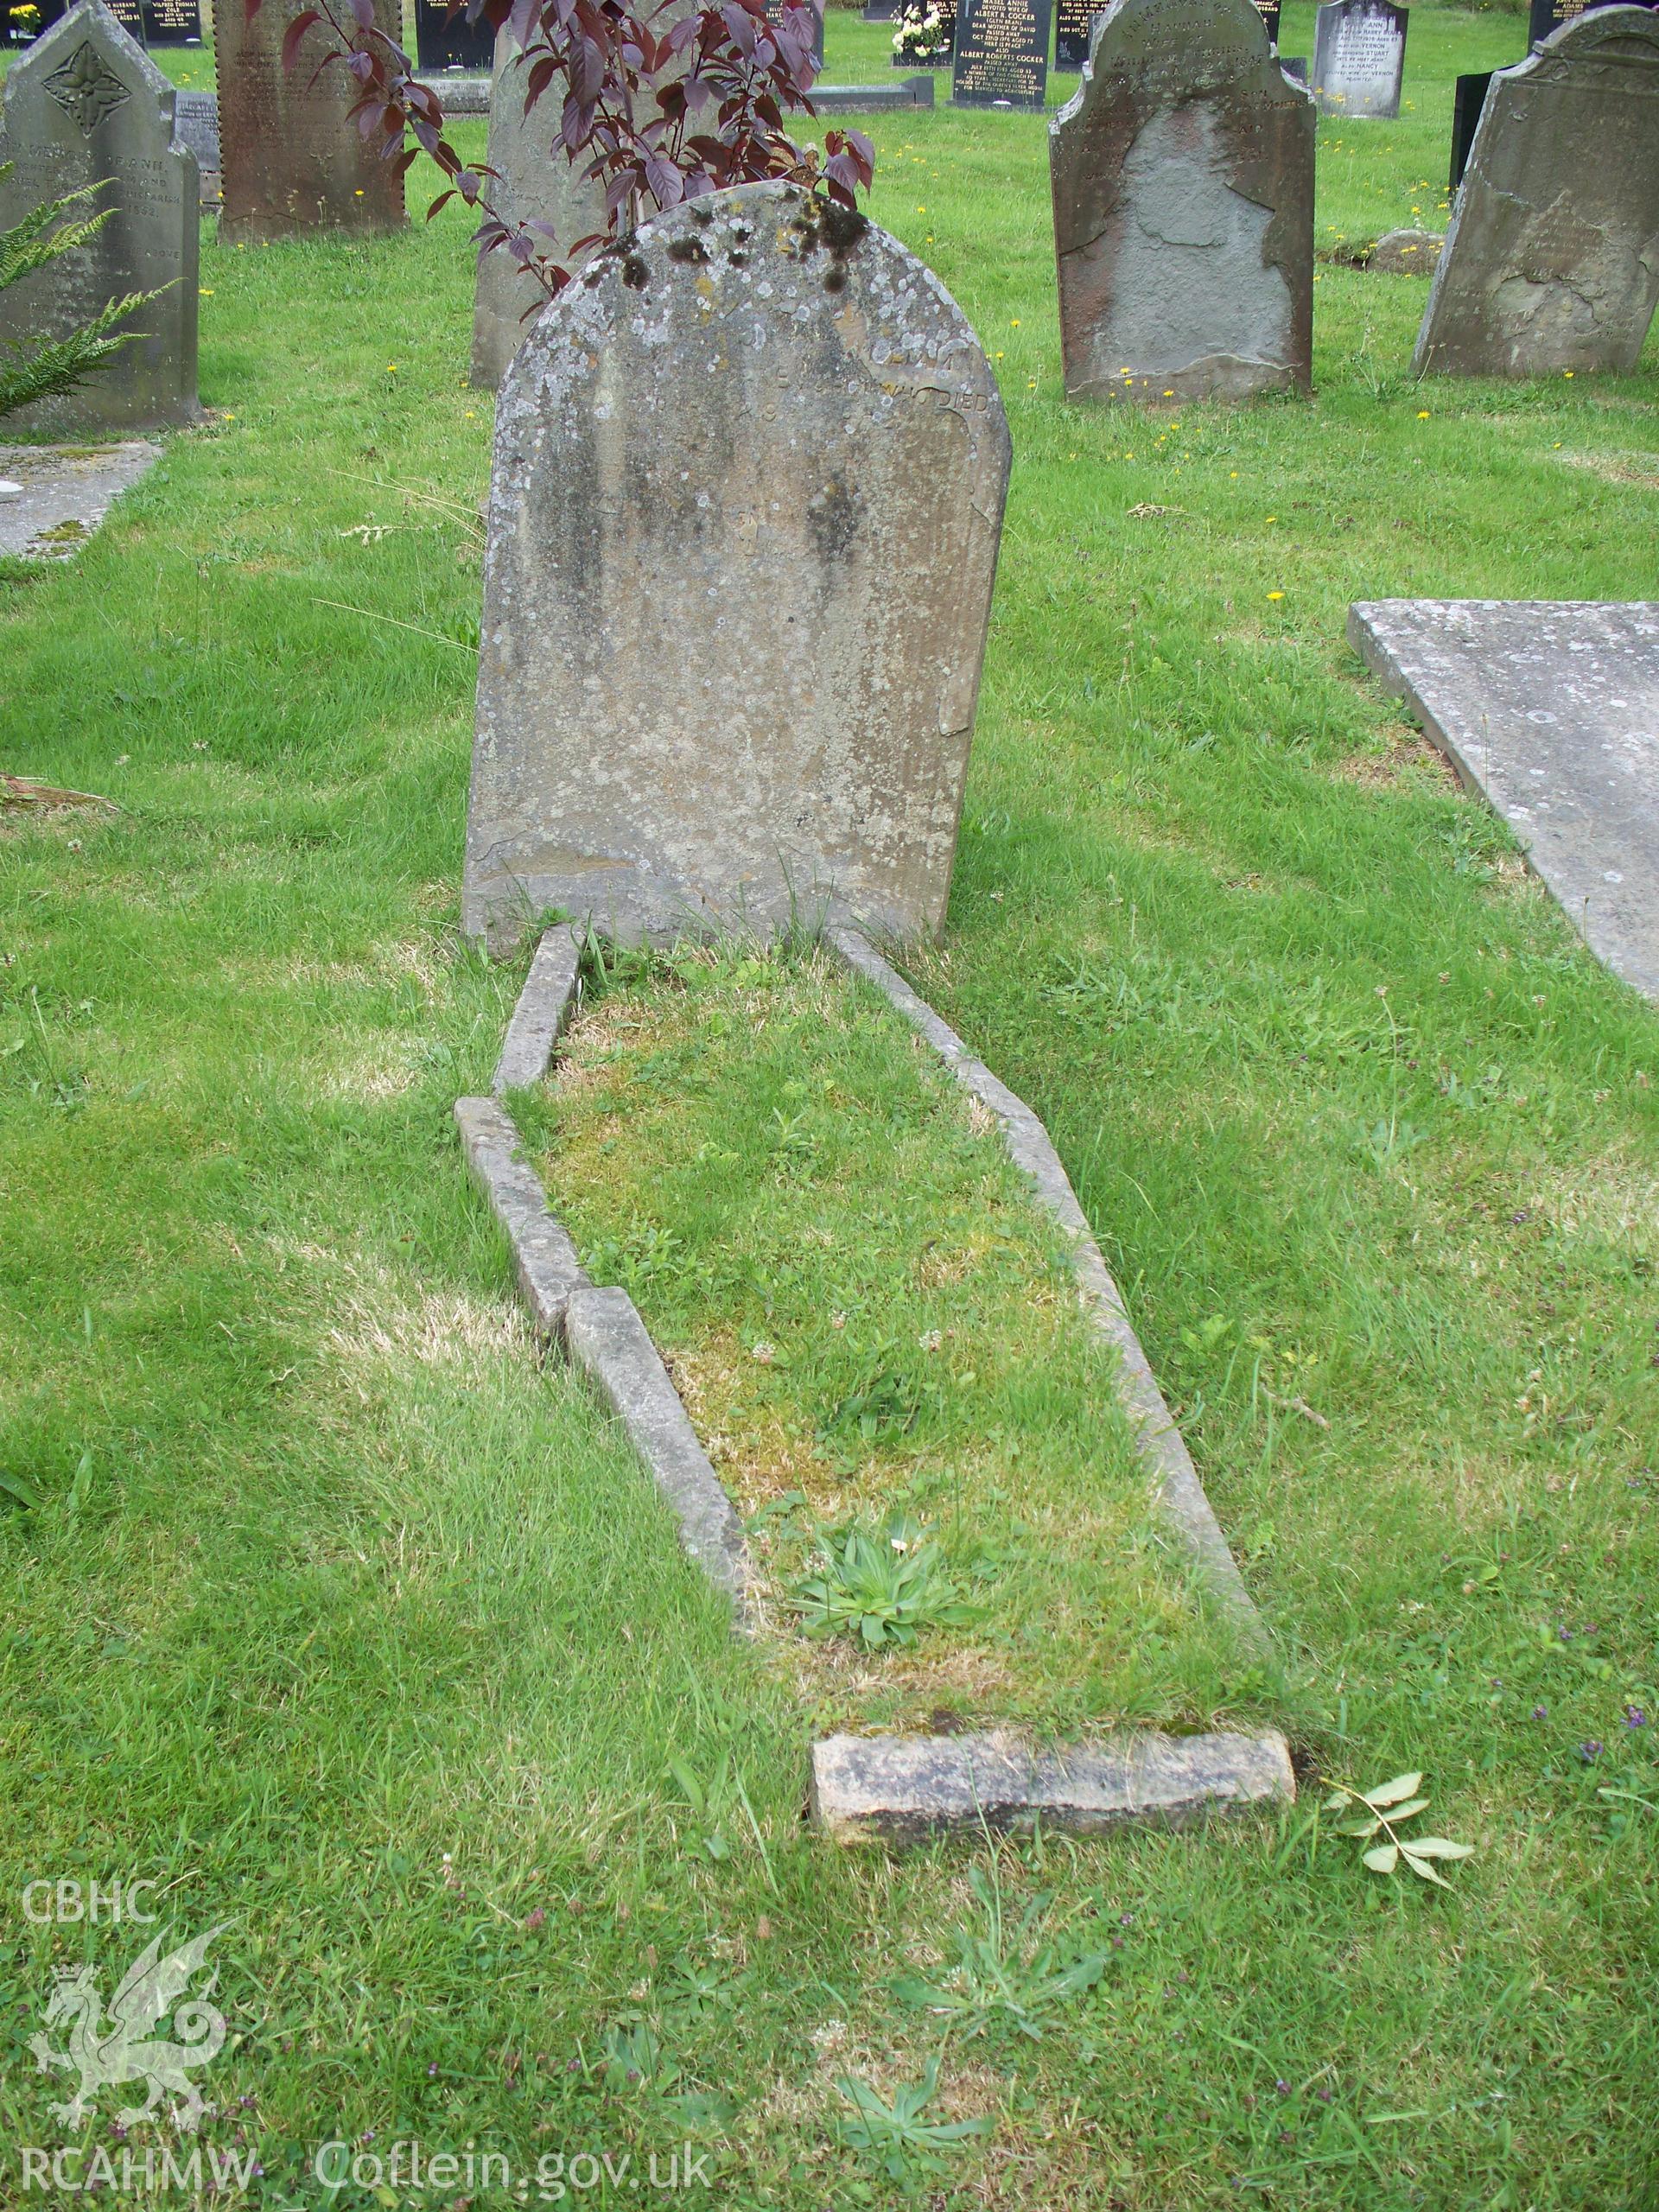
[0,440,161,559]
[813,1727,1295,1841]
[1349,600,1659,1002]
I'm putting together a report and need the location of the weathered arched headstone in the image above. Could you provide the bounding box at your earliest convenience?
[1048,0,1315,404]
[463,181,1011,951]
[0,0,199,431]
[469,27,607,391]
[213,0,405,238]
[1414,8,1659,378]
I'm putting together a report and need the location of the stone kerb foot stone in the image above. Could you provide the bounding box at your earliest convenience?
[813,1729,1296,1842]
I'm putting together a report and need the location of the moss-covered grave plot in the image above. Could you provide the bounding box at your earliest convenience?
[514,941,1276,1739]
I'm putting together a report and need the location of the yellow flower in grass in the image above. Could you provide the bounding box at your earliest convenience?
[1267,589,1285,601]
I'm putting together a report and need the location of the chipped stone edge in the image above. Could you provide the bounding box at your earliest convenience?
[461,923,1287,1845]
[827,925,1266,1648]
[811,1726,1295,1843]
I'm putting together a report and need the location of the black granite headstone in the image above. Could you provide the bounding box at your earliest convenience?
[1449,69,1491,189]
[1280,52,1306,79]
[1055,0,1104,67]
[414,0,493,73]
[142,0,200,40]
[951,0,1050,105]
[1252,0,1280,45]
[862,0,899,16]
[1526,0,1655,45]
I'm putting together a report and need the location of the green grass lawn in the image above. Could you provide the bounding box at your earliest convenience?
[3,4,1658,2204]
[514,941,1268,1738]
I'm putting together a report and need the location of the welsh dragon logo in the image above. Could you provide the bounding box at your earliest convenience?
[29,1923,232,2133]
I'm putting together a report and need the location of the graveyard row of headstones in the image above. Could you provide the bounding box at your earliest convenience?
[0,0,1656,437]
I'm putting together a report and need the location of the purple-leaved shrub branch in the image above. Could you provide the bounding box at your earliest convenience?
[251,0,875,298]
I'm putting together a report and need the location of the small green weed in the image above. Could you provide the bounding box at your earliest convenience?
[790,1516,977,1649]
[893,1860,1109,2040]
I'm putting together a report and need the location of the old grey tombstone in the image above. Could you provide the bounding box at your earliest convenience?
[174,86,220,203]
[1351,600,1659,1003]
[213,0,406,238]
[1311,0,1408,118]
[1048,0,1315,404]
[1414,8,1659,378]
[463,181,1011,952]
[470,27,607,391]
[0,0,199,432]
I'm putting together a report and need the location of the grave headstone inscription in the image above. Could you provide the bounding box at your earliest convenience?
[1056,0,1106,70]
[1414,6,1659,378]
[463,181,1012,953]
[0,0,198,430]
[141,0,200,42]
[1252,0,1281,44]
[470,26,608,391]
[1049,0,1315,402]
[414,0,494,73]
[1529,0,1658,49]
[174,84,219,200]
[1311,0,1407,117]
[213,0,406,237]
[951,0,1051,105]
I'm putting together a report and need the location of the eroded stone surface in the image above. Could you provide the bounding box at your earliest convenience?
[470,29,607,391]
[812,1728,1295,1841]
[1049,0,1315,403]
[213,0,405,238]
[464,180,1011,952]
[0,438,160,558]
[1311,0,1407,118]
[454,1094,587,1334]
[0,3,198,433]
[1350,600,1659,1002]
[1414,8,1659,378]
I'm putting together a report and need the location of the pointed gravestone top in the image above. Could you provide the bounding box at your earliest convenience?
[463,181,1011,952]
[1414,6,1659,377]
[1048,0,1315,404]
[0,0,199,430]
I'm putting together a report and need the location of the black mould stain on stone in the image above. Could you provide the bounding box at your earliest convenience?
[667,236,709,266]
[805,478,859,565]
[786,194,872,280]
[621,254,649,290]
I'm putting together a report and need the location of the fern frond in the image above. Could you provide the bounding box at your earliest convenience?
[0,288,159,420]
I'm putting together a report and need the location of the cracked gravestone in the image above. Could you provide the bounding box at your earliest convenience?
[0,0,198,431]
[1048,0,1315,404]
[213,0,405,238]
[470,27,607,391]
[462,180,1011,953]
[1311,0,1408,118]
[1350,600,1659,1003]
[1414,7,1659,378]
